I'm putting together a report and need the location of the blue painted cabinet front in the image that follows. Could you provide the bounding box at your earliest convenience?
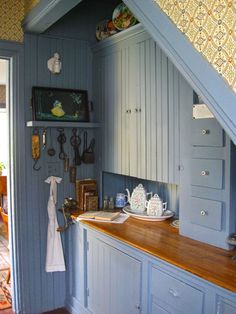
[179,77,236,249]
[67,223,236,314]
[218,297,236,314]
[86,232,142,314]
[93,25,181,184]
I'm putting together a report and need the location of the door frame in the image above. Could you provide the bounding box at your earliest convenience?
[0,40,24,313]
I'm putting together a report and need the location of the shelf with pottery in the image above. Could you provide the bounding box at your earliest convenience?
[26,121,101,128]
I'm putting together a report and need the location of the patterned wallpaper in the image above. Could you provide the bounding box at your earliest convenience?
[24,0,40,15]
[0,0,39,42]
[0,0,24,42]
[155,0,236,93]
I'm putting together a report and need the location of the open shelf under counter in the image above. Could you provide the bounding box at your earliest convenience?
[26,121,101,128]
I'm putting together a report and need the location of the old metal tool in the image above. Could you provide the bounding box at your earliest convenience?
[42,128,47,150]
[70,128,82,166]
[82,131,95,164]
[32,128,41,171]
[57,128,67,160]
[47,128,56,157]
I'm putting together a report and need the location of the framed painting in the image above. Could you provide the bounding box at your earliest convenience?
[32,86,89,122]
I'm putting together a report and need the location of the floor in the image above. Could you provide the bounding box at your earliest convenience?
[0,307,69,314]
[0,220,11,313]
[0,222,10,269]
[0,222,70,314]
[42,308,69,314]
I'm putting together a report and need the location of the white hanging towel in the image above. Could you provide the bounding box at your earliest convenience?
[45,176,66,272]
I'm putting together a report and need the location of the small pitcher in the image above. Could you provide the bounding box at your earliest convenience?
[115,193,127,208]
[145,194,167,216]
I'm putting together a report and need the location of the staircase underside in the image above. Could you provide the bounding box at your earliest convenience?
[124,0,236,144]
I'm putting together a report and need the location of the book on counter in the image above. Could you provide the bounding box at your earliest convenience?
[78,211,120,221]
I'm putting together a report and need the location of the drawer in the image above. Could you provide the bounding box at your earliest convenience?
[150,267,204,314]
[192,118,223,147]
[191,158,223,189]
[190,197,222,231]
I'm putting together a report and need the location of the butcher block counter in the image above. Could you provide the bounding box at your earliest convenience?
[80,216,236,293]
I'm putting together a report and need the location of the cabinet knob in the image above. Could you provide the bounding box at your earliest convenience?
[139,108,141,112]
[202,129,210,135]
[200,210,207,216]
[201,170,209,176]
[126,109,131,114]
[135,108,138,113]
[168,288,179,298]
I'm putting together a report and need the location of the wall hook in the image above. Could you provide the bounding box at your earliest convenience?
[33,159,41,171]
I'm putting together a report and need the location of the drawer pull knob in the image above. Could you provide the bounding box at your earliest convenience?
[200,210,207,216]
[201,170,209,176]
[202,129,210,135]
[135,108,138,113]
[135,304,141,310]
[169,288,179,298]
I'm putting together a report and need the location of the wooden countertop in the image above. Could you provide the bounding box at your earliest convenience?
[80,217,236,293]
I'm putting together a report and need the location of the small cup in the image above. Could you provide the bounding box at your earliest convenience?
[115,193,127,208]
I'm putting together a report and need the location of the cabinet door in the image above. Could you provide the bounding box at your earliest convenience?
[86,234,142,314]
[87,234,110,314]
[130,37,180,183]
[97,29,180,183]
[101,49,122,174]
[218,297,236,314]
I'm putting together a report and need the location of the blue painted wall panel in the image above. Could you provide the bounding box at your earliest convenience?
[22,33,95,313]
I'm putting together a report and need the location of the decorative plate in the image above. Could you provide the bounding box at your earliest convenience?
[112,3,137,31]
[96,20,117,41]
[123,206,174,221]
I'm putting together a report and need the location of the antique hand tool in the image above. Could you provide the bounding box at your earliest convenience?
[57,128,67,160]
[70,128,82,166]
[32,128,41,171]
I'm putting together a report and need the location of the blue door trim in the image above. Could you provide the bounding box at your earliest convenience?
[0,40,24,314]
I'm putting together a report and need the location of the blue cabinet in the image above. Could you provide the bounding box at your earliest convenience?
[179,81,236,249]
[66,223,236,314]
[93,24,181,184]
[86,232,142,314]
[149,266,204,314]
[218,297,236,314]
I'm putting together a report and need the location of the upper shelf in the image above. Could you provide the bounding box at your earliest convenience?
[92,23,144,53]
[26,121,101,128]
[22,0,82,33]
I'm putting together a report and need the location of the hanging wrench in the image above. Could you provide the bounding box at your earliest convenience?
[57,128,67,160]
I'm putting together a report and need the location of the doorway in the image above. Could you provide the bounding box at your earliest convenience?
[0,58,12,311]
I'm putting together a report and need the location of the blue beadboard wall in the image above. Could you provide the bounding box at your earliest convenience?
[23,33,96,313]
[102,172,179,216]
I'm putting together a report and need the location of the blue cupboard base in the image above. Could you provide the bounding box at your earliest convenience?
[66,297,90,314]
[67,223,236,314]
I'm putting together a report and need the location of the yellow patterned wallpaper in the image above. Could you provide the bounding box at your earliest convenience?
[24,0,40,15]
[155,0,236,93]
[0,0,40,42]
[0,0,24,42]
